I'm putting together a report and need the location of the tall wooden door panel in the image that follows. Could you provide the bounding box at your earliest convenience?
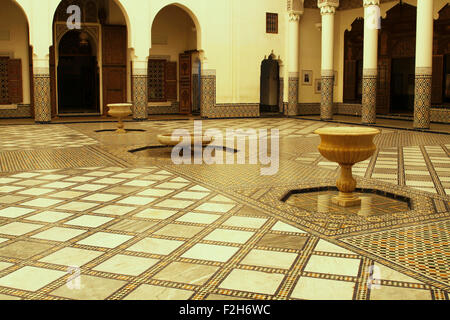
[102,67,126,109]
[377,58,391,114]
[432,55,444,105]
[179,53,192,114]
[102,25,127,115]
[343,60,357,102]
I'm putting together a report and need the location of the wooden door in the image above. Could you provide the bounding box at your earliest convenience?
[377,57,391,114]
[165,61,177,101]
[343,60,357,102]
[432,55,444,105]
[102,25,127,115]
[179,53,192,114]
[7,59,22,104]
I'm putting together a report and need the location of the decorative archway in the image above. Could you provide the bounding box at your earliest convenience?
[51,0,130,116]
[260,52,282,114]
[149,4,200,115]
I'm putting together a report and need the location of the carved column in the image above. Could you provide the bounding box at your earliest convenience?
[132,58,149,120]
[33,56,51,123]
[318,0,339,120]
[413,0,433,129]
[362,0,380,124]
[287,11,302,116]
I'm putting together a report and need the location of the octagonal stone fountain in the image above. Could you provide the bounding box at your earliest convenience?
[107,103,133,134]
[314,126,380,207]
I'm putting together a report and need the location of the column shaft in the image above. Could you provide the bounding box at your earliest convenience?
[132,60,149,120]
[362,1,380,124]
[320,12,336,120]
[413,0,433,129]
[287,13,300,116]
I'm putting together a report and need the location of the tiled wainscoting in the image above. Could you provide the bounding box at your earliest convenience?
[0,105,32,118]
[147,102,180,115]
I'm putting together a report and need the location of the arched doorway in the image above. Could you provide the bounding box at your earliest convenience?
[260,53,280,113]
[57,30,99,114]
[0,0,31,117]
[52,0,129,116]
[150,4,199,115]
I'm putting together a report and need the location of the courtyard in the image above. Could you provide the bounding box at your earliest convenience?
[0,117,448,300]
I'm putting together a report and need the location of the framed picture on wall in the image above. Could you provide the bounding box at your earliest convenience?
[301,70,313,86]
[315,79,322,93]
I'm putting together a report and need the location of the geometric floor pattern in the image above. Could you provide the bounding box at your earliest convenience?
[0,118,448,300]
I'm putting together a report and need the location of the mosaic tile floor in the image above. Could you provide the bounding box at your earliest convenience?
[0,118,448,300]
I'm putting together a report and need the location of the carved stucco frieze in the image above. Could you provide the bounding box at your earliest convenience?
[318,0,339,15]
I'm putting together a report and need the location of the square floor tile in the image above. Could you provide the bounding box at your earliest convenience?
[65,176,96,183]
[154,224,204,239]
[10,173,41,179]
[0,207,35,218]
[84,171,112,177]
[108,219,157,233]
[39,247,104,267]
[257,233,307,250]
[21,198,63,208]
[209,195,235,203]
[189,185,210,192]
[0,195,28,204]
[0,266,66,292]
[304,255,361,277]
[154,199,194,209]
[38,174,68,181]
[76,232,133,248]
[0,222,43,236]
[95,178,126,185]
[0,241,54,259]
[314,240,354,255]
[222,216,267,229]
[18,188,55,196]
[156,182,189,190]
[153,262,219,285]
[181,243,239,262]
[81,194,121,202]
[173,191,210,200]
[50,275,126,300]
[219,269,284,295]
[14,180,46,187]
[123,180,155,187]
[291,277,356,300]
[124,284,193,300]
[56,201,99,212]
[137,188,173,197]
[65,215,114,228]
[32,227,86,242]
[93,254,159,276]
[241,249,297,269]
[176,212,221,224]
[72,184,106,192]
[0,186,24,193]
[50,191,86,199]
[127,237,184,255]
[134,208,178,220]
[112,173,142,179]
[369,285,432,300]
[93,205,136,216]
[118,196,156,206]
[374,263,422,284]
[203,229,254,244]
[41,182,76,189]
[194,203,235,213]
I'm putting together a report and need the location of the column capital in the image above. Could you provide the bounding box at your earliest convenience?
[288,12,302,21]
[363,0,380,8]
[318,0,339,15]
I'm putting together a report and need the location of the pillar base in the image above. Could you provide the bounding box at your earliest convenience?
[362,75,377,124]
[320,75,334,120]
[413,74,432,129]
[287,76,299,116]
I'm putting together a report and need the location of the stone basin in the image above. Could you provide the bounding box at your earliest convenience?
[107,103,133,133]
[314,126,380,207]
[157,133,214,147]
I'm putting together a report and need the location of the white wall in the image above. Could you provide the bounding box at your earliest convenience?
[0,0,30,105]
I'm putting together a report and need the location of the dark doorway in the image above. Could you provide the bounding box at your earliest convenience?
[390,58,415,114]
[445,54,450,104]
[260,55,280,113]
[57,30,99,114]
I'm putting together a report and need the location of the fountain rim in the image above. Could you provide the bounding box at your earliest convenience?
[314,127,380,136]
